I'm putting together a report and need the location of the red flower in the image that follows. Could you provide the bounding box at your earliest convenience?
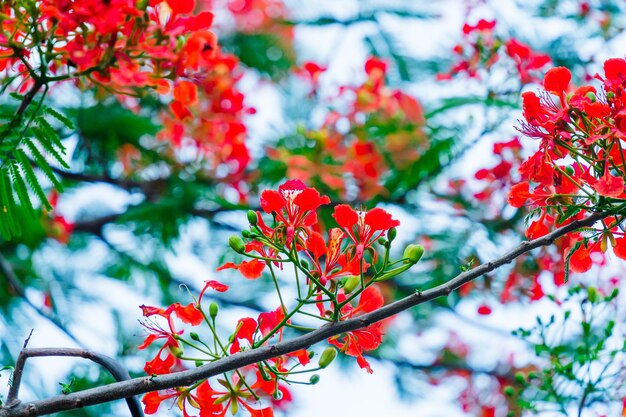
[592,165,625,198]
[260,180,330,245]
[333,205,400,260]
[568,243,593,273]
[477,304,492,315]
[230,317,258,353]
[543,66,571,97]
[328,286,385,373]
[305,228,360,285]
[142,390,179,415]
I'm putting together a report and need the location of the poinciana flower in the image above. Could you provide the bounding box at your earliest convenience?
[304,228,361,285]
[333,204,400,261]
[260,180,330,246]
[327,286,385,373]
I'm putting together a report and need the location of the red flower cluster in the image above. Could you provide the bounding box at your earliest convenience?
[217,180,401,371]
[437,19,551,85]
[270,57,428,200]
[509,59,626,273]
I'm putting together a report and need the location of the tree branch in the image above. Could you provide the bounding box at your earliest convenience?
[5,348,143,417]
[0,211,605,417]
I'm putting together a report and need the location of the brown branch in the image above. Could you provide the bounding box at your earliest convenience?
[0,211,605,417]
[5,348,143,417]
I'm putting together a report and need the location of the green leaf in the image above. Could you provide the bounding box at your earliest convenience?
[16,149,51,211]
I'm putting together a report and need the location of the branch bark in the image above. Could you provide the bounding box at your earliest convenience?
[0,212,605,417]
[5,348,142,417]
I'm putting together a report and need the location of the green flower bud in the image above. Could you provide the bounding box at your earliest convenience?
[387,227,397,242]
[195,360,203,367]
[301,259,309,269]
[168,345,183,358]
[318,346,337,368]
[343,275,360,293]
[503,386,515,397]
[273,388,283,400]
[607,91,615,100]
[587,286,598,303]
[514,372,526,384]
[241,230,251,238]
[565,165,575,176]
[377,238,387,246]
[403,244,425,264]
[209,302,219,319]
[190,332,200,341]
[229,235,246,254]
[309,374,320,385]
[247,210,258,226]
[136,0,148,10]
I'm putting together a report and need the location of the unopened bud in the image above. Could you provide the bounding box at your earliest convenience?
[168,345,184,358]
[209,302,219,319]
[387,227,397,242]
[242,230,251,238]
[301,259,309,269]
[190,332,200,341]
[247,210,258,226]
[607,91,615,100]
[343,275,360,293]
[273,389,283,400]
[503,386,515,397]
[587,286,598,303]
[136,0,148,10]
[403,244,425,264]
[229,235,246,254]
[309,374,320,385]
[377,238,387,246]
[195,360,203,367]
[318,347,337,368]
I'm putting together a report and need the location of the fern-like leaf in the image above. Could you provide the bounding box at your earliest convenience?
[24,138,63,190]
[31,126,69,169]
[44,107,74,129]
[8,160,35,218]
[36,116,64,150]
[17,149,51,211]
[0,167,19,238]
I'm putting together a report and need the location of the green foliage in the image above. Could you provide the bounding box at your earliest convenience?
[0,96,72,240]
[513,286,625,414]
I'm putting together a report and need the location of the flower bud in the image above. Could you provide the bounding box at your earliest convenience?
[387,227,397,242]
[587,286,598,303]
[318,346,337,368]
[209,302,219,319]
[301,259,309,269]
[273,388,283,400]
[241,230,251,238]
[190,332,200,341]
[377,237,387,246]
[342,275,360,293]
[229,235,246,254]
[136,0,148,10]
[309,374,320,385]
[168,345,184,358]
[403,244,425,264]
[247,210,258,226]
[195,360,203,367]
[504,386,515,397]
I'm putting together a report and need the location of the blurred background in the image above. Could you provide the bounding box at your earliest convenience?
[0,0,625,416]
